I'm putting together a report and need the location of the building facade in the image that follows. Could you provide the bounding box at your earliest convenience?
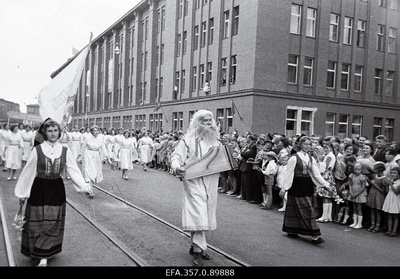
[64,0,400,141]
[0,98,20,125]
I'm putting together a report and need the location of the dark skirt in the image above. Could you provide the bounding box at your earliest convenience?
[282,176,321,236]
[21,177,66,259]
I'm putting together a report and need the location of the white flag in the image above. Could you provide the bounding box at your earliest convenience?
[38,44,90,127]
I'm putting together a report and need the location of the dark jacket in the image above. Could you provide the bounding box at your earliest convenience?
[373,147,387,163]
[239,143,257,173]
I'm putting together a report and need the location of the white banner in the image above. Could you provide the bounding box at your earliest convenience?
[38,44,90,127]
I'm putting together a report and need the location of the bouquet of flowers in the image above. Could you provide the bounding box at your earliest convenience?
[12,199,26,231]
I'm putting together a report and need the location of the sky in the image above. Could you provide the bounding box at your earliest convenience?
[0,0,140,113]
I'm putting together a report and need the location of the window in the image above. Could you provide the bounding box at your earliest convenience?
[223,11,230,38]
[327,61,336,88]
[192,66,197,91]
[352,115,363,138]
[343,17,353,45]
[194,25,199,50]
[390,0,398,10]
[221,58,227,86]
[287,54,299,84]
[303,57,313,86]
[161,7,166,31]
[160,44,164,65]
[160,77,163,98]
[184,0,189,16]
[183,31,188,55]
[388,27,397,53]
[177,34,181,56]
[386,70,395,96]
[216,109,224,131]
[232,6,239,36]
[373,117,383,139]
[175,72,180,99]
[290,4,302,34]
[230,55,237,84]
[195,0,200,10]
[306,8,317,37]
[144,51,148,70]
[181,70,186,93]
[201,21,207,47]
[325,113,335,137]
[356,20,366,48]
[375,69,383,95]
[385,118,394,141]
[208,18,214,45]
[379,0,387,7]
[178,0,183,19]
[338,114,349,138]
[377,25,385,51]
[207,62,212,82]
[330,14,339,42]
[285,107,316,137]
[341,63,350,90]
[200,64,205,88]
[354,65,363,92]
[156,46,159,66]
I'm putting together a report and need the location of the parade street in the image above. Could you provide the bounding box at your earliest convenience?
[1,162,400,267]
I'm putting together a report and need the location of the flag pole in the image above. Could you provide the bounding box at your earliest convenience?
[161,106,168,123]
[231,98,242,121]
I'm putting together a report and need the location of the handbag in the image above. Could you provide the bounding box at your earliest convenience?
[12,200,26,231]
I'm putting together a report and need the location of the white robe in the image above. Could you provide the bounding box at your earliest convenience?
[81,135,108,183]
[138,136,154,164]
[15,141,90,198]
[20,130,33,161]
[4,132,23,169]
[171,134,220,232]
[119,137,137,170]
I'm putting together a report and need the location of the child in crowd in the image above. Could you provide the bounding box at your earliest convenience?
[260,151,278,210]
[382,166,400,237]
[276,155,289,212]
[341,162,368,229]
[366,162,390,233]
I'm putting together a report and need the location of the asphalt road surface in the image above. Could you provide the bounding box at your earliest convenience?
[1,162,400,268]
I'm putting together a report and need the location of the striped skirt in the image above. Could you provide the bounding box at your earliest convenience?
[282,176,321,236]
[21,177,66,259]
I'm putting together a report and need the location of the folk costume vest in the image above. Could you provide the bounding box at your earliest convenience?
[35,145,67,179]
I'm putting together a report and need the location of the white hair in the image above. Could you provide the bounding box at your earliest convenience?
[186,109,219,142]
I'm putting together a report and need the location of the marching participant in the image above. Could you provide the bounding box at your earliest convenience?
[171,109,221,267]
[14,119,93,266]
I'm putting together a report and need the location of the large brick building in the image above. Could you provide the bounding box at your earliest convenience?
[60,0,400,141]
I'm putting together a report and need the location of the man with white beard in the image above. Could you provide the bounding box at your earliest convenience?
[171,109,221,267]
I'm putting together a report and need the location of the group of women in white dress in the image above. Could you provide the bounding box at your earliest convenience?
[0,122,155,185]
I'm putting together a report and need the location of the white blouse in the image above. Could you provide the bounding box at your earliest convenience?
[281,151,329,191]
[15,141,90,198]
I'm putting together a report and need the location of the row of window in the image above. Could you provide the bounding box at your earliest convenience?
[288,54,396,96]
[286,107,395,141]
[174,55,237,96]
[290,4,397,53]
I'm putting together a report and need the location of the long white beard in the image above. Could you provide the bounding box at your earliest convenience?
[196,124,219,143]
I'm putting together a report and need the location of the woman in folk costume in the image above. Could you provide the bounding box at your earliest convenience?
[69,126,83,162]
[14,119,93,266]
[78,125,110,196]
[21,124,34,167]
[280,136,329,244]
[138,131,154,171]
[118,130,137,180]
[171,110,221,267]
[4,124,24,180]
